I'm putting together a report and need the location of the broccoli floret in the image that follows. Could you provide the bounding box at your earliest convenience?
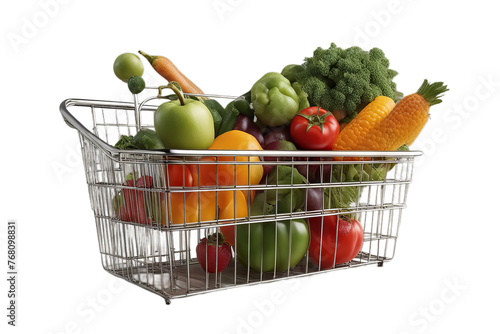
[296,43,398,122]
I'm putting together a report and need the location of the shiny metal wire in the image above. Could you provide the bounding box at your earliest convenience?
[61,95,421,304]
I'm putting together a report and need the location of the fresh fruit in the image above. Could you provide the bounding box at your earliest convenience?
[308,212,364,269]
[196,232,232,273]
[113,53,144,82]
[154,82,214,149]
[164,165,193,187]
[290,106,340,150]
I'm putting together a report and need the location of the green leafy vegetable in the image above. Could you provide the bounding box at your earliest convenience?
[286,43,399,123]
[217,101,240,136]
[202,99,224,135]
[114,129,165,150]
[114,135,136,150]
[325,163,389,209]
[231,99,254,118]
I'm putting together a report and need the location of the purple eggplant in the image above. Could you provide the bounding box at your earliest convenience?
[233,115,264,146]
[295,157,335,182]
[263,126,292,146]
[295,158,317,181]
[262,140,297,176]
[313,159,334,183]
[305,187,325,213]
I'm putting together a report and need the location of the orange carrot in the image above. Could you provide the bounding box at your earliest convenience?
[138,50,204,94]
[333,80,448,151]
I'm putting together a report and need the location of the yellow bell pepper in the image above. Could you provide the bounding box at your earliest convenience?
[218,190,248,246]
[207,130,264,186]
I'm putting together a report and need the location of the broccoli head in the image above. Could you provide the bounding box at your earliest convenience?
[296,43,398,122]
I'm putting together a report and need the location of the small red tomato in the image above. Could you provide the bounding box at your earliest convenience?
[196,233,232,273]
[290,106,340,150]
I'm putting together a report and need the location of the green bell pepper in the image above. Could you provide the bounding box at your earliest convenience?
[281,64,305,84]
[251,72,309,127]
[235,192,309,273]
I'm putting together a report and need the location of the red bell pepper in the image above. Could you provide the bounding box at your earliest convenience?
[308,215,364,269]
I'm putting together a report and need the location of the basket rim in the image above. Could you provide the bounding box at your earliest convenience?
[60,98,423,159]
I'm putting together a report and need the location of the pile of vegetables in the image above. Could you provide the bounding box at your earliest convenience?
[110,44,448,274]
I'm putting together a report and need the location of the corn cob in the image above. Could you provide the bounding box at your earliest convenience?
[333,80,448,151]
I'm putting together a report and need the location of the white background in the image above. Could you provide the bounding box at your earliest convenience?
[2,0,500,333]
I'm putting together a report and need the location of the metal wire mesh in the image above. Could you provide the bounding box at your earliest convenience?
[61,98,420,303]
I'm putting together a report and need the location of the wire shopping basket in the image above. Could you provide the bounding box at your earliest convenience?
[60,92,421,304]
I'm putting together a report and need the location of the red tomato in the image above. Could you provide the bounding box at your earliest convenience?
[290,106,340,150]
[164,165,193,187]
[308,215,364,269]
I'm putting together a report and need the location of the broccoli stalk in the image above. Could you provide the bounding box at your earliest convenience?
[283,43,399,123]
